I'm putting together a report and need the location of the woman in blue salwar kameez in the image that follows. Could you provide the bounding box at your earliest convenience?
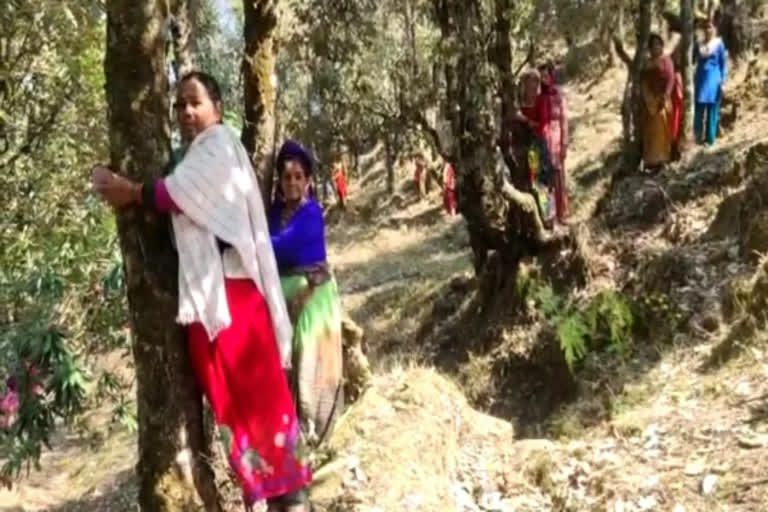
[693,20,727,145]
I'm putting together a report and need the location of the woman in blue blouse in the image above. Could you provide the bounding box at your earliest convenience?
[269,140,344,452]
[694,20,727,145]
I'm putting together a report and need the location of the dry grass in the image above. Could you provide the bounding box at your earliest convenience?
[310,365,515,510]
[0,410,136,511]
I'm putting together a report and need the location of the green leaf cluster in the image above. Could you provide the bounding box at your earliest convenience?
[1,0,133,481]
[522,274,635,371]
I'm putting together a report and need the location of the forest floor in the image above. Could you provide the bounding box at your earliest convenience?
[4,59,768,511]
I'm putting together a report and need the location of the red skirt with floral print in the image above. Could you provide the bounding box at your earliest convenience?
[187,278,311,504]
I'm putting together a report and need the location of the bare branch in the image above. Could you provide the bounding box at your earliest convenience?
[512,40,535,78]
[612,36,632,67]
[413,111,452,162]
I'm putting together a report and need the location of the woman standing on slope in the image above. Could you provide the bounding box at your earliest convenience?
[641,33,678,172]
[269,140,345,457]
[91,72,311,512]
[694,20,727,145]
[333,161,348,208]
[539,60,569,224]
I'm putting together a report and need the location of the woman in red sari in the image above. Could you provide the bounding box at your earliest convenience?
[91,72,311,512]
[519,68,551,140]
[333,162,348,207]
[539,61,569,224]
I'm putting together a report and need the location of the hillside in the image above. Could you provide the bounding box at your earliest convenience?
[315,60,768,511]
[4,59,768,512]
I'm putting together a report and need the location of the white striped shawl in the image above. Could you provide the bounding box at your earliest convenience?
[164,124,293,368]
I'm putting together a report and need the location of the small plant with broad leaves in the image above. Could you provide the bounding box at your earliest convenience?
[523,277,635,372]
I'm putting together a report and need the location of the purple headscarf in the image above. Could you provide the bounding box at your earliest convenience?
[276,139,313,177]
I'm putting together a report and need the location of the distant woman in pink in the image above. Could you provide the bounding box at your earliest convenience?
[539,60,569,224]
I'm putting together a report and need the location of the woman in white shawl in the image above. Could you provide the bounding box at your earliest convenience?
[91,72,310,512]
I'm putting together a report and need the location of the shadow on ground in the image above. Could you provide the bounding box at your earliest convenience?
[46,470,136,512]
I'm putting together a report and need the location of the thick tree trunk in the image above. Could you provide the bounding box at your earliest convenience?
[680,0,695,149]
[242,0,278,201]
[104,1,222,511]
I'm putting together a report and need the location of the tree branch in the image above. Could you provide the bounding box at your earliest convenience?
[494,145,570,251]
[512,40,535,78]
[413,111,452,162]
[612,36,632,67]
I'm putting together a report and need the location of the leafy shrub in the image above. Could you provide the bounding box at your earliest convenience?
[636,291,687,343]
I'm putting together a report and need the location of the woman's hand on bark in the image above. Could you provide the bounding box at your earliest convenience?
[91,164,137,209]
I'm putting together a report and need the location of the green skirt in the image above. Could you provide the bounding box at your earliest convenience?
[281,274,344,446]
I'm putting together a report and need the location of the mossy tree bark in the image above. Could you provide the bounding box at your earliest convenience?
[242,0,278,200]
[104,1,221,510]
[169,0,196,78]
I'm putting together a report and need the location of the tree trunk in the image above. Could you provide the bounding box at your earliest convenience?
[404,0,419,93]
[352,143,360,178]
[242,0,278,201]
[169,0,195,79]
[104,1,222,511]
[622,0,653,171]
[680,0,695,149]
[717,0,752,61]
[385,135,396,194]
[494,0,514,144]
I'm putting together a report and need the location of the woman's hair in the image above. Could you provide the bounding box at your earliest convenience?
[178,71,223,107]
[538,59,556,76]
[276,140,313,177]
[648,32,664,49]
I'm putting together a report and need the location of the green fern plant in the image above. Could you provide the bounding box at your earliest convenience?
[531,282,562,318]
[523,276,636,372]
[586,290,634,357]
[556,313,590,371]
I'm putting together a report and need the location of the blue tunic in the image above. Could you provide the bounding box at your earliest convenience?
[268,199,327,271]
[693,38,727,104]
